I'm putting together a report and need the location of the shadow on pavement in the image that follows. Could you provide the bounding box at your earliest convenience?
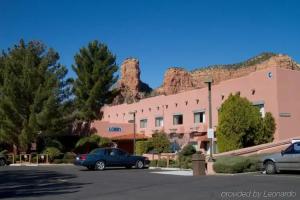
[279,170,300,175]
[79,167,149,171]
[0,169,89,199]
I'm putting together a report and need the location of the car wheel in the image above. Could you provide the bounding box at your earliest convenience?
[265,161,276,174]
[95,161,105,171]
[0,159,5,166]
[136,160,144,169]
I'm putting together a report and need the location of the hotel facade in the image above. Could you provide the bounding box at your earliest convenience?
[91,67,300,153]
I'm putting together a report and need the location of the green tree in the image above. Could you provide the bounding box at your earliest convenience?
[75,135,112,153]
[0,40,73,151]
[72,40,118,134]
[255,112,275,144]
[217,94,267,152]
[148,131,171,153]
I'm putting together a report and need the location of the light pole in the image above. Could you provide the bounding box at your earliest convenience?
[129,111,137,155]
[204,76,214,162]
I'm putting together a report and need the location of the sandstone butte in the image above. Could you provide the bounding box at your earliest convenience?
[112,53,300,105]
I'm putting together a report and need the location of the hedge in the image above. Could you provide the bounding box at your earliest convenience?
[213,156,259,173]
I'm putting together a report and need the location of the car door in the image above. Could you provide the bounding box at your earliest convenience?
[105,149,119,166]
[113,149,128,166]
[106,149,126,166]
[292,143,300,170]
[279,143,298,170]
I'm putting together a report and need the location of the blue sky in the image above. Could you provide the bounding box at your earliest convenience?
[1,0,300,88]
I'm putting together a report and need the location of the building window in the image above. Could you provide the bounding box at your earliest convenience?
[254,104,265,117]
[155,117,164,127]
[149,108,151,112]
[175,103,178,107]
[221,95,225,100]
[173,114,183,125]
[196,99,199,104]
[157,106,160,110]
[140,119,147,128]
[194,112,205,123]
[165,105,168,109]
[185,101,188,106]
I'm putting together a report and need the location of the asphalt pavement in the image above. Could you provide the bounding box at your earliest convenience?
[0,165,300,200]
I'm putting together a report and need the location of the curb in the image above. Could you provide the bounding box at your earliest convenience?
[9,163,74,167]
[149,167,192,171]
[213,171,262,176]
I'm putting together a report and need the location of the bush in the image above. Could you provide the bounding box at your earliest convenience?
[136,141,150,155]
[45,139,64,151]
[180,144,196,156]
[177,144,196,169]
[63,152,76,160]
[0,149,9,155]
[148,131,171,153]
[169,159,180,168]
[53,159,63,164]
[43,147,61,162]
[74,135,112,153]
[149,159,175,168]
[99,137,113,147]
[213,156,259,173]
[150,160,157,167]
[157,159,168,167]
[217,94,271,152]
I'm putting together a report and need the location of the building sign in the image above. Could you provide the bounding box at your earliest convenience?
[108,127,122,132]
[207,128,214,139]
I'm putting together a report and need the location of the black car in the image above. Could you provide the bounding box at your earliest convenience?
[74,147,150,170]
[0,154,8,166]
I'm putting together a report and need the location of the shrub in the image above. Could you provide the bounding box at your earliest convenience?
[45,139,64,151]
[53,159,63,164]
[75,135,100,153]
[99,137,113,147]
[0,149,9,155]
[136,140,150,155]
[217,94,275,153]
[148,131,171,153]
[213,156,259,173]
[149,159,175,168]
[169,159,180,168]
[63,152,76,160]
[157,159,168,167]
[178,144,196,169]
[180,144,196,156]
[150,160,157,167]
[43,147,61,162]
[74,135,112,153]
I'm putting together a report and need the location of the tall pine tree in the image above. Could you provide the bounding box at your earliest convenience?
[72,40,118,134]
[0,40,73,151]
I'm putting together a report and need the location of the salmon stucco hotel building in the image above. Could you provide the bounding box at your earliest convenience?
[91,62,300,154]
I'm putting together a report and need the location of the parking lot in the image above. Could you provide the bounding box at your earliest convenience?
[0,165,300,200]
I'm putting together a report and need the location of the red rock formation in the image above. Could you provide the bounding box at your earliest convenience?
[119,58,141,95]
[158,54,300,95]
[112,58,152,104]
[112,53,300,103]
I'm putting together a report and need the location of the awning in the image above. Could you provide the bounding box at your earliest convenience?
[111,133,149,141]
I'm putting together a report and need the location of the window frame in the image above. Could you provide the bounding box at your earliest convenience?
[173,114,183,125]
